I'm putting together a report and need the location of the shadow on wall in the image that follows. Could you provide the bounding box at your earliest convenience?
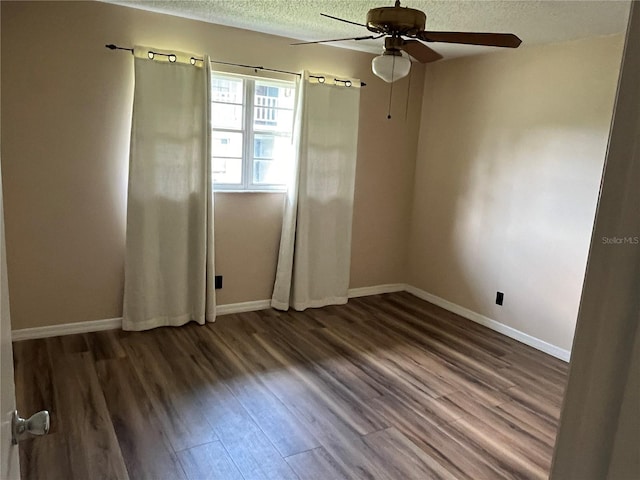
[409,36,623,350]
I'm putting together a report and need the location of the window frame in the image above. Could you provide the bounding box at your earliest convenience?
[211,72,295,192]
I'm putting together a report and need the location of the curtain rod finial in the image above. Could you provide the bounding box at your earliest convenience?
[105,44,134,54]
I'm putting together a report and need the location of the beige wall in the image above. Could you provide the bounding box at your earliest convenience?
[0,1,423,329]
[408,35,624,351]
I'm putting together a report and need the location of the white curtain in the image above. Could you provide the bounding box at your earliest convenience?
[123,47,215,331]
[272,72,361,311]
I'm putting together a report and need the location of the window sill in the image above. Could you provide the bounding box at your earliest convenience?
[214,189,287,194]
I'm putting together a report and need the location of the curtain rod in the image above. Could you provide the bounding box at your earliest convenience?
[105,44,366,87]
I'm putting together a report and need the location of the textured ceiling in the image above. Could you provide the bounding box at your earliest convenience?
[105,0,631,59]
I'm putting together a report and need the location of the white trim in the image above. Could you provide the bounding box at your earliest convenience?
[347,283,406,298]
[404,285,571,362]
[10,298,275,340]
[215,190,287,194]
[12,317,122,341]
[215,299,272,316]
[10,284,572,362]
[292,297,348,311]
[122,313,205,332]
[271,284,406,311]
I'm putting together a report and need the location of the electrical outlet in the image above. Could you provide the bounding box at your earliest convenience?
[496,291,504,306]
[215,275,223,289]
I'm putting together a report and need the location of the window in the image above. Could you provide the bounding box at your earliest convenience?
[211,73,295,191]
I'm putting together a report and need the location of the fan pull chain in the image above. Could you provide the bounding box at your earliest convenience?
[404,62,413,121]
[387,55,396,119]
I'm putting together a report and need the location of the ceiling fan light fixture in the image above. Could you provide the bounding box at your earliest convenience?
[371,51,411,83]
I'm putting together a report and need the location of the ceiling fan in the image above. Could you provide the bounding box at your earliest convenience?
[292,0,522,83]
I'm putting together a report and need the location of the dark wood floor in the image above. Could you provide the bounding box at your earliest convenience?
[13,292,568,480]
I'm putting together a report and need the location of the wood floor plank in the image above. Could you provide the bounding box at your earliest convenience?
[251,333,475,480]
[504,386,564,423]
[268,315,386,400]
[45,333,88,355]
[374,300,513,371]
[203,327,322,457]
[254,308,326,332]
[494,399,558,445]
[319,313,513,410]
[311,327,468,426]
[177,441,244,480]
[285,447,351,480]
[18,435,73,480]
[498,362,566,399]
[319,320,460,399]
[448,414,549,479]
[499,342,569,375]
[254,328,389,436]
[369,394,506,479]
[255,366,400,480]
[176,338,299,480]
[386,293,516,354]
[436,390,555,464]
[13,339,73,479]
[13,339,58,433]
[49,352,129,480]
[95,357,186,480]
[370,309,517,391]
[226,330,402,479]
[83,330,127,361]
[362,427,459,480]
[13,292,568,480]
[121,338,219,452]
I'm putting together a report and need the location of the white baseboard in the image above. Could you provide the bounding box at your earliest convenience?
[348,283,406,298]
[404,285,571,362]
[217,284,407,316]
[12,317,123,342]
[11,299,275,340]
[10,283,571,362]
[10,285,404,340]
[216,299,272,316]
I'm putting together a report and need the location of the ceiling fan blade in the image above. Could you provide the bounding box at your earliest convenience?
[291,35,378,46]
[417,31,522,48]
[320,13,367,28]
[400,40,443,63]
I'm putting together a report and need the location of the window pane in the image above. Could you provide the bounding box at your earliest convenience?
[213,157,242,184]
[253,159,287,185]
[255,81,295,110]
[253,108,294,133]
[211,76,243,103]
[253,134,292,185]
[212,103,243,129]
[254,80,294,133]
[254,134,275,159]
[212,131,242,157]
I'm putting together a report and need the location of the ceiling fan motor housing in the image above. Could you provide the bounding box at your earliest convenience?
[366,4,426,36]
[383,37,405,55]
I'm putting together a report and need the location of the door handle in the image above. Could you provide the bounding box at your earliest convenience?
[11,410,50,444]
